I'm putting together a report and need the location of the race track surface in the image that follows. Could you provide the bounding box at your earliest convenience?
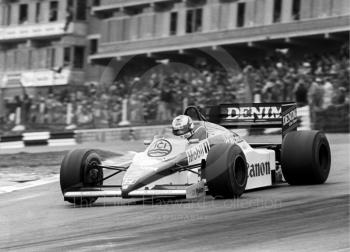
[0,134,349,251]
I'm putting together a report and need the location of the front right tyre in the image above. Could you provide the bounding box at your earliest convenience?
[60,149,103,205]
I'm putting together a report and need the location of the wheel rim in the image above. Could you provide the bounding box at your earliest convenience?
[85,158,102,186]
[234,156,246,186]
[318,143,329,172]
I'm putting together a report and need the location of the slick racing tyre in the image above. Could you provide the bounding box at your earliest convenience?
[281,131,331,185]
[205,144,247,198]
[60,149,103,205]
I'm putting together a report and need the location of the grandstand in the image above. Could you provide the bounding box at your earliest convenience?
[87,0,349,128]
[88,0,349,80]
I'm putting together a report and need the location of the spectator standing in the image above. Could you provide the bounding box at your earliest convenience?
[0,88,4,126]
[37,94,45,124]
[332,87,347,105]
[157,82,173,122]
[308,77,325,127]
[14,95,22,124]
[261,77,275,102]
[63,7,73,31]
[322,76,334,109]
[45,93,55,124]
[21,94,32,124]
[294,79,308,106]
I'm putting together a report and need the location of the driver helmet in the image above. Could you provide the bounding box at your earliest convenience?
[172,115,194,139]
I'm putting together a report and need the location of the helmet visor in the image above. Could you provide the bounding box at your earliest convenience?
[173,128,189,136]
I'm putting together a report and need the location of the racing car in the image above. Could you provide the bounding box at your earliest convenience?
[60,103,331,205]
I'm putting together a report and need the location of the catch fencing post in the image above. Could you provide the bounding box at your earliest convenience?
[119,98,130,126]
[15,107,21,125]
[66,102,73,125]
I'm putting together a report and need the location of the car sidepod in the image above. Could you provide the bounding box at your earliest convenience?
[237,141,276,190]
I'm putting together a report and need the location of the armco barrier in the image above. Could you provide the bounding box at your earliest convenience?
[0,131,76,149]
[0,105,347,149]
[74,125,170,143]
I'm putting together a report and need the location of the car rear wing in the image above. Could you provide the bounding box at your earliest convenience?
[206,102,298,138]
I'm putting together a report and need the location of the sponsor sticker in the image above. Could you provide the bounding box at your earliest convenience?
[186,181,205,199]
[224,133,242,144]
[225,106,282,121]
[248,162,271,177]
[147,139,172,157]
[122,177,137,190]
[186,140,210,165]
[283,109,297,126]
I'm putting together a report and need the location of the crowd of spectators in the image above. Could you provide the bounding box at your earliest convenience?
[0,43,349,132]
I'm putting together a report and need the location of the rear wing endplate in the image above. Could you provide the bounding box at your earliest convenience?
[206,103,298,138]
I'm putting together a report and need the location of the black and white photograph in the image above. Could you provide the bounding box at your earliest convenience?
[0,0,349,251]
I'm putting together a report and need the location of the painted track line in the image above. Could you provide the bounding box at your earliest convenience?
[0,152,135,194]
[0,175,59,194]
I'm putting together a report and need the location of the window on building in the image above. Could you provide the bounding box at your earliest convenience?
[186,9,193,33]
[93,0,100,6]
[28,50,32,69]
[195,8,202,31]
[273,0,282,23]
[89,39,98,54]
[46,48,56,68]
[292,0,301,20]
[186,8,202,33]
[19,4,28,24]
[35,2,41,23]
[1,5,6,25]
[13,50,18,71]
[237,2,245,27]
[6,4,12,25]
[0,52,5,72]
[76,0,87,21]
[64,47,71,65]
[67,0,74,9]
[49,1,59,22]
[73,46,85,68]
[170,11,178,35]
[6,4,11,25]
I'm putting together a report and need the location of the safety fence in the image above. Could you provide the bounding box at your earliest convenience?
[314,104,349,133]
[2,102,349,133]
[0,104,348,149]
[0,131,76,149]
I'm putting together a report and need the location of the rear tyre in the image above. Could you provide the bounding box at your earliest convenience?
[205,144,247,198]
[281,131,331,185]
[60,149,103,205]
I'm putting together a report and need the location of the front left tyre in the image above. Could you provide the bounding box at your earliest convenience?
[60,149,103,205]
[204,143,248,198]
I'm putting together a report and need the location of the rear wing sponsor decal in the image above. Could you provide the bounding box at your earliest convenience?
[207,103,297,138]
[281,104,298,137]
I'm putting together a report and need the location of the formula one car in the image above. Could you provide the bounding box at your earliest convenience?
[60,103,331,205]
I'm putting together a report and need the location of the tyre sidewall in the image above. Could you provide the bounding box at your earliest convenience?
[205,144,247,198]
[281,131,331,185]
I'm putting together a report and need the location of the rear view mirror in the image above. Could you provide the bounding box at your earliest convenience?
[144,140,152,146]
[189,139,199,144]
